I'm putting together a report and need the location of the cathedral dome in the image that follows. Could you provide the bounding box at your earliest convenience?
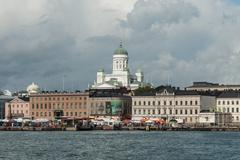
[27,82,40,94]
[114,42,128,55]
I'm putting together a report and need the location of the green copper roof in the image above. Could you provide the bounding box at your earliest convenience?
[114,42,128,55]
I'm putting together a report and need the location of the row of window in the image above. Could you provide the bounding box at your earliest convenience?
[31,96,87,101]
[133,108,198,115]
[217,100,240,106]
[11,110,28,114]
[32,111,87,117]
[217,107,240,113]
[32,103,87,109]
[9,104,28,108]
[133,100,199,106]
[90,110,104,115]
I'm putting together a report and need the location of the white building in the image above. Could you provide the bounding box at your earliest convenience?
[132,86,216,124]
[5,97,30,119]
[216,91,240,123]
[27,82,41,94]
[186,82,240,91]
[91,42,146,90]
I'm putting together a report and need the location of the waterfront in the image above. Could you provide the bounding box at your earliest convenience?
[0,131,240,160]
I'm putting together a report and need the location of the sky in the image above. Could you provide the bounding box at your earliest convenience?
[1,0,240,91]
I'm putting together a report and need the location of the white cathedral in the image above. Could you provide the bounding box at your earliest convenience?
[91,42,147,90]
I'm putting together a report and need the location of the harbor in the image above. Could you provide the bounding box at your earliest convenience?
[1,117,240,132]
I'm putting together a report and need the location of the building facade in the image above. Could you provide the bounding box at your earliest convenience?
[132,87,216,124]
[29,92,89,120]
[5,97,30,119]
[91,42,146,90]
[0,95,13,119]
[89,89,132,119]
[186,82,240,91]
[199,112,232,125]
[216,91,240,123]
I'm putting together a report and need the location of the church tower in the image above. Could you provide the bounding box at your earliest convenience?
[112,41,129,74]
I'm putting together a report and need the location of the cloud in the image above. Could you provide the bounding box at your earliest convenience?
[0,0,240,91]
[121,0,240,86]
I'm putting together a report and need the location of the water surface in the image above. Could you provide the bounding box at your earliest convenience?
[0,131,239,160]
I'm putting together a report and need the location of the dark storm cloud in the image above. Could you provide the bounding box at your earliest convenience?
[1,0,240,92]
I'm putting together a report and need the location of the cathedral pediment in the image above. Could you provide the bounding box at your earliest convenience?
[95,83,118,89]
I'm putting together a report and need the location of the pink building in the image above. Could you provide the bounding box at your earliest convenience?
[5,97,30,119]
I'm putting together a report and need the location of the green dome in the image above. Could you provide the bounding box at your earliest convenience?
[114,42,128,55]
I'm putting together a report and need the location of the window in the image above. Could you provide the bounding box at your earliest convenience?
[143,109,146,114]
[205,117,209,122]
[180,110,183,114]
[185,110,188,115]
[227,108,230,113]
[195,101,198,105]
[158,101,161,105]
[237,108,239,113]
[195,109,198,114]
[139,101,141,105]
[180,101,183,105]
[134,109,136,114]
[36,104,39,109]
[175,109,178,115]
[45,104,47,109]
[143,101,146,105]
[223,101,225,105]
[40,104,43,109]
[32,104,34,109]
[169,109,172,114]
[164,109,166,114]
[169,101,172,105]
[164,101,166,105]
[148,109,150,114]
[190,101,193,105]
[139,109,142,115]
[75,112,77,116]
[237,101,239,105]
[185,101,188,106]
[153,101,155,106]
[237,116,239,121]
[218,101,221,105]
[134,101,137,106]
[227,101,230,105]
[232,108,234,113]
[175,101,178,105]
[190,110,193,114]
[223,108,226,113]
[152,109,155,114]
[232,101,234,105]
[158,109,161,114]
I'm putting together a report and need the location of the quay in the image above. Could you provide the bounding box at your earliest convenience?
[1,125,240,132]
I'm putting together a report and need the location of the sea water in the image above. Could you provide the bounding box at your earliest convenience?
[0,131,239,160]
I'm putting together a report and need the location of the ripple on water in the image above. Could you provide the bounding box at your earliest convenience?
[0,131,240,160]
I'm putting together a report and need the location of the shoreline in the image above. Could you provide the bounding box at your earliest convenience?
[1,126,240,132]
